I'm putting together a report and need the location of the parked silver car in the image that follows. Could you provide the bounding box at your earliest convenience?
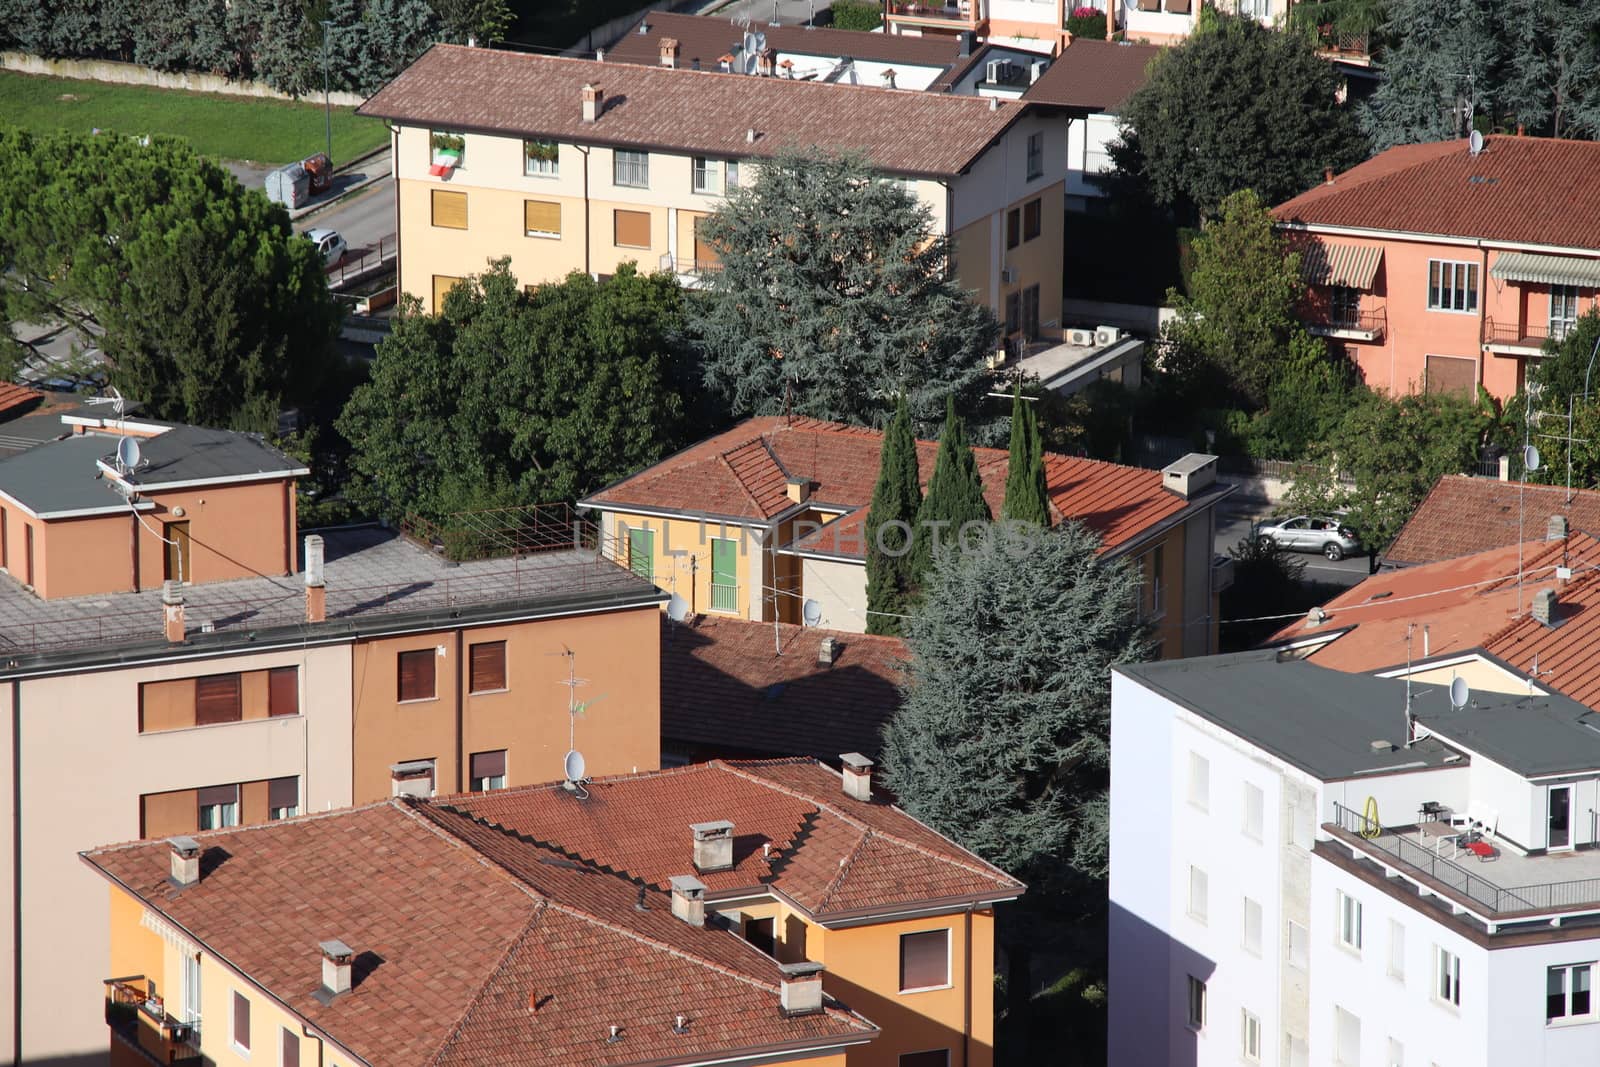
[1256,515,1362,561]
[303,227,347,266]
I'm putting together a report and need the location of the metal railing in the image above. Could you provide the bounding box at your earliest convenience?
[1311,306,1386,336]
[710,582,738,612]
[328,235,396,290]
[886,0,984,24]
[1330,803,1600,918]
[657,253,721,276]
[104,977,201,1064]
[1484,317,1564,349]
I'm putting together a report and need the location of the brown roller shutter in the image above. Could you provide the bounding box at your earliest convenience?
[471,750,506,780]
[432,275,464,310]
[469,641,507,693]
[197,784,239,808]
[268,667,299,717]
[1425,355,1477,396]
[398,649,436,701]
[899,929,950,991]
[195,674,242,725]
[141,789,198,838]
[614,209,652,249]
[268,776,298,810]
[282,1028,299,1067]
[524,200,561,236]
[431,189,468,229]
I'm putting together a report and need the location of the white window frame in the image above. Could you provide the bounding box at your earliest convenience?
[1243,897,1263,957]
[268,804,299,821]
[725,159,740,189]
[692,157,720,195]
[1242,1009,1261,1062]
[1388,1036,1405,1067]
[1186,975,1206,1031]
[182,952,202,1026]
[1288,920,1308,969]
[1427,258,1479,313]
[200,799,239,831]
[614,149,650,188]
[1434,945,1461,1007]
[1551,284,1580,340]
[1243,782,1264,841]
[472,772,507,792]
[523,138,559,177]
[1334,1006,1360,1067]
[1337,890,1362,953]
[1188,752,1209,811]
[231,989,252,1054]
[1388,918,1405,980]
[1548,962,1596,1025]
[1188,865,1208,924]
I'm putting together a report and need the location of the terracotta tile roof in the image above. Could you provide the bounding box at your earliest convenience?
[0,382,42,419]
[1022,39,1160,111]
[1273,136,1600,249]
[582,417,1204,560]
[439,759,1023,920]
[660,615,906,759]
[1383,475,1600,567]
[82,799,877,1066]
[359,45,1034,178]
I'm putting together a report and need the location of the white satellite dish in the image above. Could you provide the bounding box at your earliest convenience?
[1449,676,1470,710]
[564,748,587,783]
[667,593,689,622]
[116,435,141,472]
[1468,129,1484,156]
[1524,444,1542,472]
[801,599,823,627]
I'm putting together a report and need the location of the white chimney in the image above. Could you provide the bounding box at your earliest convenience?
[817,637,838,666]
[691,820,734,872]
[167,836,200,887]
[1161,453,1218,499]
[669,874,707,926]
[304,533,326,623]
[1549,515,1570,540]
[659,37,679,67]
[840,753,873,802]
[582,84,602,123]
[319,939,354,996]
[162,580,185,643]
[779,961,825,1016]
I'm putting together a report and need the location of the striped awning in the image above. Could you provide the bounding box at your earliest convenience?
[1490,252,1600,288]
[1300,242,1384,290]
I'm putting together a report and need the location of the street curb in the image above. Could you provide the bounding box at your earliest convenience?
[291,154,391,223]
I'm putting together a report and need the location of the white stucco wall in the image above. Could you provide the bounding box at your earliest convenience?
[799,557,868,633]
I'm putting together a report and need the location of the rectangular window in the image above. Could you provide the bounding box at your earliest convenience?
[1188,752,1209,811]
[725,159,740,189]
[628,527,655,580]
[470,749,507,792]
[1188,866,1208,923]
[1435,946,1461,1006]
[282,1026,300,1067]
[711,537,738,612]
[469,641,507,693]
[1290,801,1314,850]
[1335,1006,1360,1066]
[1186,975,1206,1030]
[1426,259,1478,312]
[614,209,652,249]
[1004,291,1021,337]
[744,916,776,956]
[1243,782,1264,841]
[1288,920,1308,969]
[524,199,561,238]
[268,666,298,717]
[1023,197,1041,241]
[614,149,650,188]
[1243,897,1262,956]
[1330,284,1360,327]
[692,157,719,194]
[232,990,251,1050]
[1388,919,1405,979]
[1242,1009,1261,1062]
[198,784,240,830]
[268,776,299,820]
[432,275,464,311]
[523,138,558,176]
[1551,284,1580,340]
[1006,207,1020,250]
[1338,890,1362,951]
[398,648,437,702]
[1026,131,1043,180]
[431,188,468,229]
[1387,1037,1404,1067]
[1288,1036,1309,1067]
[429,129,465,168]
[1548,962,1594,1023]
[195,674,243,726]
[899,929,950,991]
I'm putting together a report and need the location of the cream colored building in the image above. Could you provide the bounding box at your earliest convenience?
[360,45,1068,345]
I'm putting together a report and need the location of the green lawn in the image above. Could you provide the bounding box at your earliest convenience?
[0,70,389,165]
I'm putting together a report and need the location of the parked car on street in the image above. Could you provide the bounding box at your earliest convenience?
[304,228,347,267]
[1256,515,1362,561]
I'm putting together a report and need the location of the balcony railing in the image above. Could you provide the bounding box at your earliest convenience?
[885,0,983,26]
[657,254,722,276]
[710,582,738,612]
[1316,27,1371,59]
[105,977,202,1064]
[1308,305,1385,339]
[1485,317,1568,350]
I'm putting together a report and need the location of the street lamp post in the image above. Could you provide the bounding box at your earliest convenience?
[321,20,334,167]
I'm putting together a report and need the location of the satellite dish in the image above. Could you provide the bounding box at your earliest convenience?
[801,599,823,627]
[667,593,689,622]
[116,436,141,472]
[1524,444,1542,472]
[1449,676,1470,710]
[564,749,587,783]
[1469,130,1484,156]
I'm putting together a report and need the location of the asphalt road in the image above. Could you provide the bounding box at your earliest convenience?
[1216,496,1373,589]
[699,0,834,27]
[303,179,396,262]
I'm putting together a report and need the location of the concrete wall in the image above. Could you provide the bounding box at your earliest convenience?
[1065,112,1119,202]
[0,51,366,104]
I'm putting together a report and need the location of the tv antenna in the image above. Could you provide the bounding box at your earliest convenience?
[1518,442,1541,615]
[85,385,127,419]
[554,648,605,794]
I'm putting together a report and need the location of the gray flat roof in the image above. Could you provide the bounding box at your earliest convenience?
[0,434,144,517]
[1415,700,1600,779]
[119,425,308,486]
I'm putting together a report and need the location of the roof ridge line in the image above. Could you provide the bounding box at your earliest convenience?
[813,829,871,913]
[424,908,550,1066]
[81,798,406,857]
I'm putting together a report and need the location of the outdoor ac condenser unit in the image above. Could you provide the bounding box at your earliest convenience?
[986,59,1002,82]
[1095,325,1122,346]
[1067,328,1096,346]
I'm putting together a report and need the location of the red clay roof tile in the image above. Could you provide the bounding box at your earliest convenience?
[1383,476,1600,567]
[1023,39,1160,111]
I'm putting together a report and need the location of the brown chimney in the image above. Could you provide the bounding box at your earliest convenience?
[669,874,707,926]
[757,47,776,76]
[840,753,873,802]
[167,836,200,887]
[1324,167,1335,186]
[319,939,354,997]
[304,533,326,623]
[691,820,734,872]
[659,37,679,68]
[162,580,185,643]
[581,83,602,123]
[1533,587,1559,627]
[1517,123,1526,136]
[779,961,825,1016]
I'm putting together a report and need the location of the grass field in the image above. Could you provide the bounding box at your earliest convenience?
[0,69,390,164]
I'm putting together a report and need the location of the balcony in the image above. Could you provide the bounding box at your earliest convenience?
[1315,27,1372,65]
[710,581,738,612]
[1326,803,1600,930]
[1307,305,1385,342]
[657,254,721,289]
[1484,317,1564,357]
[884,0,984,30]
[105,977,202,1064]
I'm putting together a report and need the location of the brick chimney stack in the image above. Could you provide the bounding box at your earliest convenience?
[162,580,185,643]
[304,533,326,623]
[582,84,602,123]
[659,38,679,68]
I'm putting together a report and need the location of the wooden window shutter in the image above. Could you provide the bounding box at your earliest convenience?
[398,649,437,701]
[614,209,652,249]
[469,641,507,693]
[195,674,243,725]
[471,750,506,780]
[268,667,298,717]
[431,188,468,229]
[268,776,298,811]
[899,929,949,990]
[524,200,561,235]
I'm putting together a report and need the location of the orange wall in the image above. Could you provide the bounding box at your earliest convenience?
[351,606,663,802]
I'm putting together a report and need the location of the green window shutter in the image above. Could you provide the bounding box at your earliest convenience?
[711,538,737,611]
[628,528,655,580]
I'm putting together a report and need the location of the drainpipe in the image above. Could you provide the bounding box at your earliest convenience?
[11,681,20,1065]
[578,145,593,277]
[1477,240,1490,391]
[301,1024,325,1067]
[963,905,974,1067]
[388,123,401,299]
[454,629,465,793]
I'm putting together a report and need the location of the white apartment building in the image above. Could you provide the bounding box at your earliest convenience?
[1111,650,1600,1066]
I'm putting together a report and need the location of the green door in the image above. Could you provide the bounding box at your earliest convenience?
[711,538,737,612]
[628,527,654,580]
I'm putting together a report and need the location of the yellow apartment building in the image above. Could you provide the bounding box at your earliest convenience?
[359,45,1068,345]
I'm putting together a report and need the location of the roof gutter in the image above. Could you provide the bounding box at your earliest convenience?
[1107,481,1238,560]
[580,500,775,529]
[1277,220,1600,260]
[616,1031,878,1067]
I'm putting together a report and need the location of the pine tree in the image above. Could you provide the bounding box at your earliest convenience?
[864,396,923,636]
[910,396,991,590]
[1001,387,1050,526]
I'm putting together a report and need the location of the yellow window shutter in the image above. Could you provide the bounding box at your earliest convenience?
[525,200,561,236]
[432,275,464,310]
[431,189,468,229]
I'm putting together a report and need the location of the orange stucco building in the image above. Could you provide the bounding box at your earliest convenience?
[1276,135,1600,401]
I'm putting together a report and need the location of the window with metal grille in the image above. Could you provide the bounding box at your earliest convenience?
[195,674,242,726]
[1551,285,1580,340]
[469,641,507,693]
[692,157,719,194]
[398,649,437,702]
[614,149,650,188]
[899,929,949,991]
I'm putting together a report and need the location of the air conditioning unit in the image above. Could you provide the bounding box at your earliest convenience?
[1095,325,1123,346]
[1030,60,1048,84]
[1001,266,1017,284]
[1067,327,1096,346]
[986,59,1002,82]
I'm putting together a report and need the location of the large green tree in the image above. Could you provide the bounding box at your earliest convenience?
[338,260,698,521]
[864,396,922,637]
[1111,11,1367,223]
[687,150,999,431]
[1002,386,1049,525]
[910,398,991,589]
[0,129,338,430]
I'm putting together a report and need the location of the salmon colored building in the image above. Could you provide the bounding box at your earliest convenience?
[1275,135,1600,401]
[84,757,1021,1066]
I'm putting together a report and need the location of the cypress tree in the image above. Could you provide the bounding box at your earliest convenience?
[864,396,923,636]
[1002,386,1051,526]
[910,396,992,590]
